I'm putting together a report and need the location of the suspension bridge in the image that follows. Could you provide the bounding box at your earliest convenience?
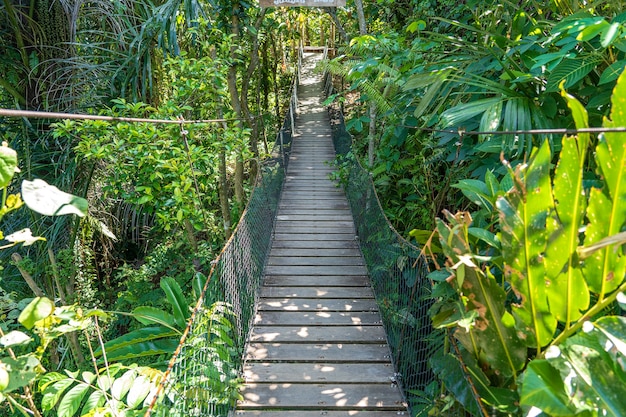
[154,51,436,417]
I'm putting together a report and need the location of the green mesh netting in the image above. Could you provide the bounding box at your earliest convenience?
[150,91,295,417]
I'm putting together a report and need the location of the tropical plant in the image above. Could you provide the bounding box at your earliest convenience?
[97,276,192,364]
[424,69,626,415]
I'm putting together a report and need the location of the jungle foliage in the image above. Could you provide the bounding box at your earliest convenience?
[1,0,625,416]
[322,0,626,415]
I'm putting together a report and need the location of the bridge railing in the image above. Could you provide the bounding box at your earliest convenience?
[145,54,300,417]
[323,73,448,414]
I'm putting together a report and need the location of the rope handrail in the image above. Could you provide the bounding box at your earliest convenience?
[400,124,626,136]
[0,108,255,124]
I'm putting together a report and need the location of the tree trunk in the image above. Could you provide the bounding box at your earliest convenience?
[368,103,377,168]
[325,8,350,43]
[354,0,368,35]
[218,138,232,239]
[227,4,245,207]
[239,8,267,181]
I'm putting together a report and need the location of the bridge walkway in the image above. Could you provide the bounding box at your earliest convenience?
[235,53,407,417]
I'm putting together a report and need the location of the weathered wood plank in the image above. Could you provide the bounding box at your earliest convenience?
[254,311,382,326]
[245,343,391,362]
[249,325,387,343]
[275,220,354,228]
[260,286,373,298]
[257,298,379,312]
[244,362,394,383]
[238,383,405,410]
[273,234,355,241]
[263,275,369,287]
[264,265,368,276]
[275,226,355,234]
[266,256,363,266]
[270,248,362,257]
[271,240,358,249]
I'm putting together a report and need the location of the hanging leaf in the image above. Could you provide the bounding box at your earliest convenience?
[18,297,54,330]
[0,144,18,189]
[582,70,626,297]
[497,142,557,350]
[161,276,190,328]
[21,179,88,217]
[544,89,590,325]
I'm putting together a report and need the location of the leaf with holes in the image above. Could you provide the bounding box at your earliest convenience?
[582,70,626,297]
[544,89,590,325]
[497,141,557,350]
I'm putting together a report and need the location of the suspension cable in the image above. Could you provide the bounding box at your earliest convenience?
[0,108,251,124]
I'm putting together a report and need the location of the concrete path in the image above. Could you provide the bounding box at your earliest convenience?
[236,53,407,417]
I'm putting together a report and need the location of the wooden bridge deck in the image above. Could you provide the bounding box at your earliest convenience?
[236,53,407,416]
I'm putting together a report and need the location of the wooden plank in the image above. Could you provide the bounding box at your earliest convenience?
[235,411,408,417]
[271,240,357,249]
[264,265,368,276]
[263,275,369,287]
[260,286,373,298]
[275,221,354,228]
[244,362,394,383]
[245,343,391,362]
[275,226,355,234]
[270,248,362,257]
[249,325,387,343]
[273,234,355,241]
[275,214,353,221]
[238,383,404,410]
[257,298,379,312]
[254,311,382,326]
[266,255,363,266]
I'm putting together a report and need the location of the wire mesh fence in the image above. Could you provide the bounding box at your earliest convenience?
[146,78,297,417]
[323,70,471,416]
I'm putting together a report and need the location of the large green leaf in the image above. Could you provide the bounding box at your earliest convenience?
[102,338,179,362]
[436,215,526,378]
[594,316,626,357]
[502,97,533,155]
[18,297,54,330]
[545,90,590,325]
[96,326,179,358]
[497,141,557,350]
[440,97,502,128]
[132,306,180,332]
[161,276,189,328]
[21,179,88,217]
[583,71,626,297]
[2,355,40,393]
[520,360,577,416]
[560,331,626,416]
[430,351,483,416]
[546,57,602,92]
[57,382,90,417]
[0,144,18,189]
